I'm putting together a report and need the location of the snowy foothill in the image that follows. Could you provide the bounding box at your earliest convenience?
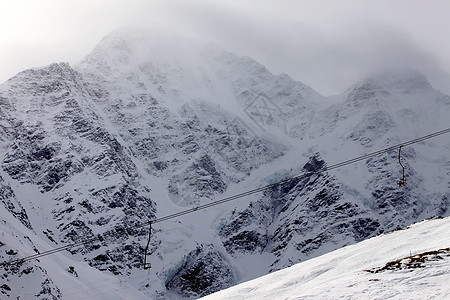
[202,216,450,300]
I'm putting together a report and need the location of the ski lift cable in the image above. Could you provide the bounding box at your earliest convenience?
[1,127,450,268]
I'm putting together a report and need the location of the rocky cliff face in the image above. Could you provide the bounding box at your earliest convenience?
[216,68,450,279]
[0,29,449,299]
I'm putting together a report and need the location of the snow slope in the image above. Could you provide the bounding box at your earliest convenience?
[202,216,450,300]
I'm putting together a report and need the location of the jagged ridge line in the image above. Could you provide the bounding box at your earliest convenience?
[1,127,450,267]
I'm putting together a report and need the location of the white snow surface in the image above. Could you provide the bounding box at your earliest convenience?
[202,216,450,300]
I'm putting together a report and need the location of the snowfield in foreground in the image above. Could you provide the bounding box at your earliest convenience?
[202,216,450,300]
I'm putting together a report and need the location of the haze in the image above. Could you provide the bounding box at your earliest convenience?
[1,0,450,95]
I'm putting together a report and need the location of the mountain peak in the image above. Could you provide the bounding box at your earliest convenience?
[347,68,433,101]
[77,27,211,74]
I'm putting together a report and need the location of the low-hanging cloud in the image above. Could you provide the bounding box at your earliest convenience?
[1,0,450,95]
[159,0,450,95]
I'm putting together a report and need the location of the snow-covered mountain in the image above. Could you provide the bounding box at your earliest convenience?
[0,28,449,299]
[202,216,450,300]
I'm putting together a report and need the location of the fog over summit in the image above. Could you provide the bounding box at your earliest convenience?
[2,0,450,95]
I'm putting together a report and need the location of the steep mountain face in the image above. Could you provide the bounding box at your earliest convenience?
[0,62,159,292]
[218,68,450,276]
[76,30,288,206]
[0,30,293,299]
[220,154,382,272]
[0,29,449,299]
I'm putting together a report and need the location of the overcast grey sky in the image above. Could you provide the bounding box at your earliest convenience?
[1,0,450,95]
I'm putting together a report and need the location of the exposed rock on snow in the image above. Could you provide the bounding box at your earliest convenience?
[165,244,235,298]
